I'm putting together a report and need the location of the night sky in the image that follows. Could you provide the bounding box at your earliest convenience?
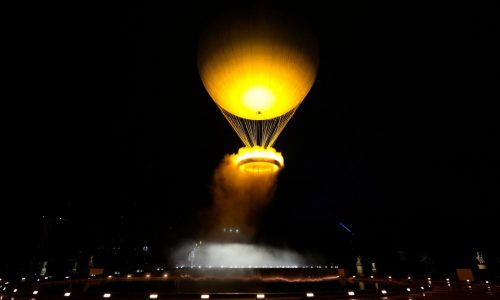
[3,1,499,277]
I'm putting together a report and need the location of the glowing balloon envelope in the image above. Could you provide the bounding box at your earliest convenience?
[199,12,318,172]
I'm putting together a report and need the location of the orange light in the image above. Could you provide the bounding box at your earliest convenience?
[232,146,284,173]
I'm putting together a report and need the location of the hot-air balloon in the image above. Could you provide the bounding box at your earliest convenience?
[198,12,318,173]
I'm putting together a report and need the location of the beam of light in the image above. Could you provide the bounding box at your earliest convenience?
[337,221,352,233]
[232,146,284,173]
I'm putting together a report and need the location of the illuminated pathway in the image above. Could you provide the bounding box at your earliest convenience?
[1,272,498,299]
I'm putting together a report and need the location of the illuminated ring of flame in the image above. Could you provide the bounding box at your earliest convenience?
[237,157,283,173]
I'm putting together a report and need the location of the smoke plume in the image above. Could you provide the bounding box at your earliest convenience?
[172,242,304,268]
[210,154,278,239]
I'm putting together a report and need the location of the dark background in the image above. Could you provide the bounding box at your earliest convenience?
[3,1,499,278]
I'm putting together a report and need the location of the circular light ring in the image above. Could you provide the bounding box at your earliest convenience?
[238,157,283,173]
[232,146,284,173]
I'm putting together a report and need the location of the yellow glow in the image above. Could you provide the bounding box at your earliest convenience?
[232,146,284,173]
[199,17,318,120]
[242,86,275,114]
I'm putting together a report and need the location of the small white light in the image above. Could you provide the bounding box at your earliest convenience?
[256,294,265,299]
[44,276,49,280]
[406,288,411,292]
[352,275,356,278]
[201,295,210,299]
[446,278,450,281]
[370,275,374,278]
[149,294,158,299]
[65,276,70,279]
[347,291,355,296]
[127,274,132,278]
[163,274,168,278]
[408,277,411,280]
[427,277,431,280]
[103,293,111,298]
[33,291,39,295]
[13,289,17,293]
[146,274,151,278]
[421,286,425,290]
[466,279,470,282]
[107,275,113,279]
[388,276,392,279]
[21,278,26,282]
[64,292,71,297]
[485,280,489,284]
[306,292,314,297]
[381,290,387,294]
